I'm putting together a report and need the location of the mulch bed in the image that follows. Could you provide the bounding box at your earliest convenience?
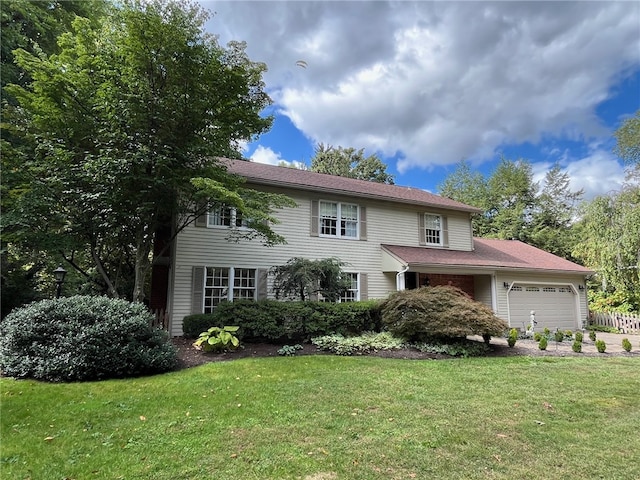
[171,336,567,370]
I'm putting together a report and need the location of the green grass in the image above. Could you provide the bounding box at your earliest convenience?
[2,356,639,479]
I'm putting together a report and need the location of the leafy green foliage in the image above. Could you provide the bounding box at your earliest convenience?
[589,330,597,342]
[508,328,518,347]
[439,159,583,260]
[3,0,282,302]
[193,326,240,353]
[574,184,640,312]
[614,110,640,166]
[539,337,548,350]
[312,332,404,355]
[595,340,607,353]
[554,330,565,342]
[310,143,395,184]
[575,331,584,343]
[277,344,303,356]
[572,340,582,353]
[380,286,509,341]
[622,338,632,352]
[0,295,177,381]
[183,299,383,342]
[410,339,492,357]
[270,257,352,302]
[182,313,218,338]
[534,332,542,342]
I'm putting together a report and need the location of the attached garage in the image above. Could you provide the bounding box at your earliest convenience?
[507,284,579,332]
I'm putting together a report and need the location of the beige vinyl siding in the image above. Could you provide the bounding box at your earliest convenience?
[495,272,588,332]
[473,275,493,309]
[169,188,474,335]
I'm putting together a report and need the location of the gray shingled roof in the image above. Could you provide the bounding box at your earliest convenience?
[224,159,482,213]
[382,238,593,274]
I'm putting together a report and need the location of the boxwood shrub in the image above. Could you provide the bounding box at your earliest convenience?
[182,299,383,342]
[0,296,177,382]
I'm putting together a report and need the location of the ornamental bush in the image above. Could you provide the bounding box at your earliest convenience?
[0,296,177,382]
[183,299,383,342]
[380,286,508,342]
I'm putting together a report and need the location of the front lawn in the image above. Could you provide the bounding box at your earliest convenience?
[2,356,639,479]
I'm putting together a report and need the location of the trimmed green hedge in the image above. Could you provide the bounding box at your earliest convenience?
[0,296,177,382]
[182,299,383,341]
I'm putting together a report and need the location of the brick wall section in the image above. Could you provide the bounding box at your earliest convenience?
[418,273,475,299]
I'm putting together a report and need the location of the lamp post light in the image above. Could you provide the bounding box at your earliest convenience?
[53,265,67,298]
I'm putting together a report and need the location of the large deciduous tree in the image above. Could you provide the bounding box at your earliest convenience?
[614,110,640,167]
[310,143,395,184]
[573,182,640,311]
[3,0,290,303]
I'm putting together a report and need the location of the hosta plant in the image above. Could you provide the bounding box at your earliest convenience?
[194,326,240,352]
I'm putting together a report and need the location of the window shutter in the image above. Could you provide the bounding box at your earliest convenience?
[310,200,319,237]
[257,268,268,300]
[442,216,449,248]
[191,266,205,314]
[359,206,367,241]
[359,273,368,301]
[418,213,426,245]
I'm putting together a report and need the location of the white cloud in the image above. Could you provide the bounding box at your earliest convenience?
[204,1,639,176]
[250,145,306,169]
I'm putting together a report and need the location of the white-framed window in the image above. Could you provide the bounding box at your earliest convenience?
[319,201,359,239]
[340,272,359,303]
[318,272,360,303]
[424,214,442,245]
[203,267,256,313]
[208,204,245,228]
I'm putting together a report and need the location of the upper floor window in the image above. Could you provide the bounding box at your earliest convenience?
[424,214,442,245]
[208,205,246,228]
[419,212,449,247]
[319,201,359,239]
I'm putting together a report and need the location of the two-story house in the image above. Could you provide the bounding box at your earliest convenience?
[157,159,592,337]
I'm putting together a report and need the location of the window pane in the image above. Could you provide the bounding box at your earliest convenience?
[320,201,338,236]
[340,273,359,302]
[233,268,256,300]
[204,267,229,313]
[424,214,441,244]
[209,205,233,226]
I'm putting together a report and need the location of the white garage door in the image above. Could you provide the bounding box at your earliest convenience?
[508,285,578,332]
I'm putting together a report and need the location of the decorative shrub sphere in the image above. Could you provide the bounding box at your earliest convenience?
[0,295,177,381]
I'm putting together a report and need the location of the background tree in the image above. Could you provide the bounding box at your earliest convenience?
[270,257,351,302]
[528,164,583,259]
[1,0,108,314]
[439,158,538,241]
[614,110,639,167]
[573,183,640,311]
[310,143,395,184]
[2,0,290,305]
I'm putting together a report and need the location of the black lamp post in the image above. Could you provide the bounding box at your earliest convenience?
[53,265,67,298]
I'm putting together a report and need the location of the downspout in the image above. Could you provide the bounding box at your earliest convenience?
[396,265,409,292]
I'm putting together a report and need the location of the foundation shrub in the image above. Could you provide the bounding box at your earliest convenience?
[184,300,383,343]
[380,286,508,342]
[0,296,177,382]
[622,338,632,352]
[595,340,607,353]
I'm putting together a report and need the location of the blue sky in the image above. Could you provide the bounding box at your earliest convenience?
[202,1,640,199]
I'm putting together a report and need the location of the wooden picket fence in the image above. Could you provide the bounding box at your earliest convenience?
[150,308,170,331]
[588,311,640,334]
